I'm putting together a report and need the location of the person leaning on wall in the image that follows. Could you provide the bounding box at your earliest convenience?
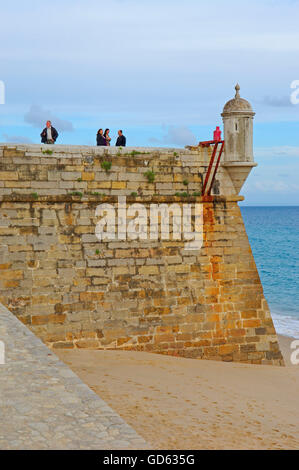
[40,120,58,144]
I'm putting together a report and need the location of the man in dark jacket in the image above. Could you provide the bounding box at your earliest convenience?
[40,120,58,144]
[115,130,126,147]
[97,128,106,146]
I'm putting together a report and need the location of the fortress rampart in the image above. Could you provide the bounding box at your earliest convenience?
[0,144,283,365]
[0,86,284,365]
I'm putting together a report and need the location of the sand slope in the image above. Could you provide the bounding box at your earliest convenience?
[56,335,299,450]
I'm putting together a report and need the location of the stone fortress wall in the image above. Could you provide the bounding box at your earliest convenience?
[0,86,284,365]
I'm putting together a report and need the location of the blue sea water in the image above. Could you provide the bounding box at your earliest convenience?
[241,206,299,338]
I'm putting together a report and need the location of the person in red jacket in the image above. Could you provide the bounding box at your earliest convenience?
[213,126,222,141]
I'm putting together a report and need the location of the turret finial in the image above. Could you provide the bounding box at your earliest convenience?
[235,83,240,98]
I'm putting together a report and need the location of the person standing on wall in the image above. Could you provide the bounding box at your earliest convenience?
[104,128,111,146]
[96,128,106,146]
[115,130,126,147]
[40,120,58,144]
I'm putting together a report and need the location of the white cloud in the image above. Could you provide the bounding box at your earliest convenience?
[2,133,33,144]
[262,96,293,107]
[24,105,74,132]
[255,146,299,159]
[252,181,299,193]
[149,126,197,147]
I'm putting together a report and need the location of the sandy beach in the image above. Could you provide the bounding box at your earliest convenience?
[55,334,299,450]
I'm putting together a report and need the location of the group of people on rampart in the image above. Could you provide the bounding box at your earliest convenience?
[40,121,126,147]
[96,128,126,147]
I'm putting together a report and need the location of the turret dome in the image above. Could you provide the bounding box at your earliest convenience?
[222,84,254,115]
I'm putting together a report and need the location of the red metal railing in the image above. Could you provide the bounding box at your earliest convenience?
[200,140,225,196]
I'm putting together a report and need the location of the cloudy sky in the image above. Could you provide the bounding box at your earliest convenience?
[1,0,299,204]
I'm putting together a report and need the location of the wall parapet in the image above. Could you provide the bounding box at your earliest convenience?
[0,193,244,204]
[0,143,237,198]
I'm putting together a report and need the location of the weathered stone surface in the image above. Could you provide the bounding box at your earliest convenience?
[0,303,149,449]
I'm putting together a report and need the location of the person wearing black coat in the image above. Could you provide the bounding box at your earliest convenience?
[115,130,126,147]
[97,128,107,146]
[40,120,58,144]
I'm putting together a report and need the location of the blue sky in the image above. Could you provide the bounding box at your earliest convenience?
[1,0,299,204]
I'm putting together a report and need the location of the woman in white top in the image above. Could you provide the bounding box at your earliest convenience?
[104,128,111,146]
